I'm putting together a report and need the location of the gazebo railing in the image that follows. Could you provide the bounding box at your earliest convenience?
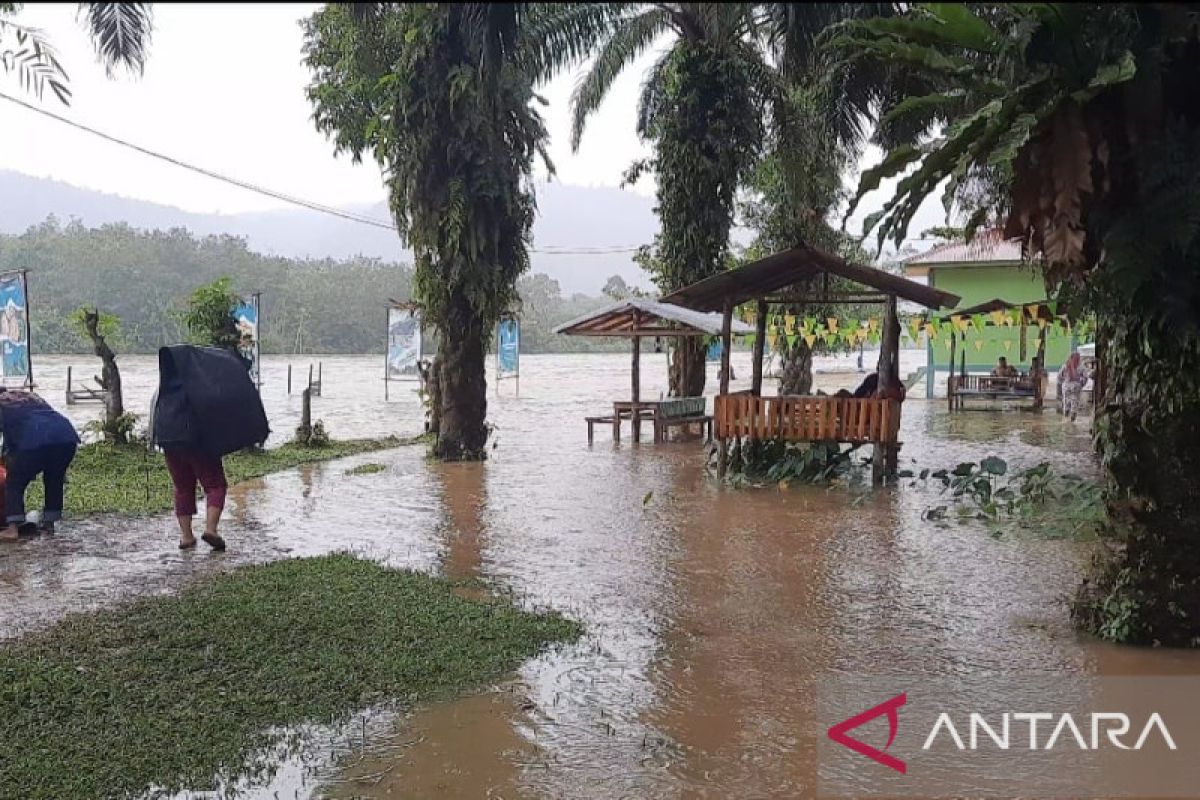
[715,394,901,444]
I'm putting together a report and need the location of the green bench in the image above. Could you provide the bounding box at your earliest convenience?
[654,396,712,443]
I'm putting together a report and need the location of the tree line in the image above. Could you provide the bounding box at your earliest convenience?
[0,216,619,355]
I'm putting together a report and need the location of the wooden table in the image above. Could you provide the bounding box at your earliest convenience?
[611,400,662,443]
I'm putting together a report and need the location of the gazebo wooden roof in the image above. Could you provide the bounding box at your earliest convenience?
[660,245,960,312]
[555,298,754,338]
[936,297,1060,323]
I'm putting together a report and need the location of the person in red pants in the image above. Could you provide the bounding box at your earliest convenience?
[148,381,228,551]
[162,447,227,551]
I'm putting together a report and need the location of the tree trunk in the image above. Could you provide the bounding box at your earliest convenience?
[1072,315,1200,646]
[82,309,126,444]
[434,295,488,461]
[669,338,706,398]
[778,338,814,396]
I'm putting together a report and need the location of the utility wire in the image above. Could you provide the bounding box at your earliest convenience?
[0,90,645,255]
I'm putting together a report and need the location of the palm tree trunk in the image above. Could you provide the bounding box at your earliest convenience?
[82,309,126,444]
[434,293,488,461]
[778,338,814,396]
[669,339,706,398]
[1073,315,1200,645]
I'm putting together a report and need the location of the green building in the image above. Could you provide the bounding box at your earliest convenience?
[903,232,1073,397]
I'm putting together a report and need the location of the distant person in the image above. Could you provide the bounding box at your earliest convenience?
[150,346,270,552]
[851,372,879,398]
[992,357,1017,378]
[0,389,80,542]
[1024,356,1049,409]
[1059,352,1089,421]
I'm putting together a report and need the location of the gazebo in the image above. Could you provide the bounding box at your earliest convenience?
[661,245,960,481]
[555,297,753,442]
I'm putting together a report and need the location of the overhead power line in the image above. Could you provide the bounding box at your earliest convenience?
[0,90,644,255]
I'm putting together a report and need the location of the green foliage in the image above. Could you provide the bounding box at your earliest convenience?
[0,554,581,798]
[81,412,138,444]
[0,218,414,354]
[909,457,1105,537]
[293,418,331,448]
[344,462,386,476]
[725,439,859,487]
[68,305,121,347]
[22,437,410,516]
[181,277,241,350]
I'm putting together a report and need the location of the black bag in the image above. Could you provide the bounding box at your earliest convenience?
[154,345,270,456]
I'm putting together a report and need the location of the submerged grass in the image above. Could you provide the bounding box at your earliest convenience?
[345,462,388,476]
[24,437,412,516]
[0,553,582,799]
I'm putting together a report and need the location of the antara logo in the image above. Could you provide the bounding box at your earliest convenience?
[828,694,1176,774]
[827,693,907,774]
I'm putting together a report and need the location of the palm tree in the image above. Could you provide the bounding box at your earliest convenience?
[305,3,550,460]
[0,3,153,103]
[831,3,1200,646]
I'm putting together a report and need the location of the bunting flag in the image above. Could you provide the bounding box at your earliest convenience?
[1036,316,1047,329]
[974,339,984,351]
[745,333,756,345]
[868,329,882,346]
[1003,340,1013,352]
[868,318,880,333]
[784,314,796,334]
[1047,300,1059,317]
[786,332,797,348]
[826,317,839,333]
[971,313,986,332]
[804,316,817,333]
[951,314,968,334]
[766,332,777,350]
[990,309,1008,326]
[907,319,923,341]
[1025,303,1041,321]
[1033,336,1044,350]
[800,317,813,335]
[923,321,936,338]
[803,333,817,349]
[1007,308,1022,327]
[943,337,953,350]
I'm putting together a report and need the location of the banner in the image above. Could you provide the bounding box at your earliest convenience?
[386,307,422,380]
[0,271,30,384]
[497,317,519,378]
[233,294,261,387]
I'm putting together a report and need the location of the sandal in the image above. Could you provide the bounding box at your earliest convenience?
[178,539,198,550]
[201,532,226,552]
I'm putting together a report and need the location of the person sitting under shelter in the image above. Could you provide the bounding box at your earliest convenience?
[992,357,1018,378]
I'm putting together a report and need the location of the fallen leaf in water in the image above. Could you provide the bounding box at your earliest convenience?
[642,491,653,506]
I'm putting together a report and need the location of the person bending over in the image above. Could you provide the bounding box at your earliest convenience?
[0,389,79,542]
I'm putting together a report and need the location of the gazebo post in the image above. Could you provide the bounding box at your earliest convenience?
[948,330,957,412]
[717,298,733,478]
[751,298,767,396]
[631,311,641,441]
[874,294,900,484]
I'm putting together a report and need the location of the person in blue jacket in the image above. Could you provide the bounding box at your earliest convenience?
[0,388,80,542]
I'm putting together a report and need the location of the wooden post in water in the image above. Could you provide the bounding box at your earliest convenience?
[751,298,767,396]
[631,310,641,442]
[717,298,734,478]
[66,366,73,406]
[307,364,313,396]
[947,332,957,412]
[874,294,900,484]
[287,363,292,395]
[299,386,312,444]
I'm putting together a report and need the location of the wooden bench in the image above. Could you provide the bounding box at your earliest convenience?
[949,375,1042,410]
[586,409,656,444]
[654,396,712,443]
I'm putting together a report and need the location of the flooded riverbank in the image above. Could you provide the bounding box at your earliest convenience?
[3,353,1194,799]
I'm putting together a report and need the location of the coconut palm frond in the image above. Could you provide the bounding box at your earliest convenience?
[77,2,153,77]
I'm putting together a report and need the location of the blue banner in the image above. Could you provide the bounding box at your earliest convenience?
[0,273,30,383]
[233,295,260,386]
[497,318,519,378]
[387,307,422,380]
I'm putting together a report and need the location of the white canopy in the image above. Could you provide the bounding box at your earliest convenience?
[555,297,754,338]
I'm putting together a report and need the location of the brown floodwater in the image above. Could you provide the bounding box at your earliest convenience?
[3,352,1198,799]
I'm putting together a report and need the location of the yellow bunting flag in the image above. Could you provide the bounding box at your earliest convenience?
[951,315,968,334]
[803,333,817,349]
[923,322,936,337]
[1003,340,1013,352]
[1025,304,1041,321]
[974,339,984,351]
[990,309,1007,327]
[943,337,953,350]
[766,332,777,350]
[784,314,796,334]
[827,317,839,333]
[868,318,880,333]
[1037,316,1047,329]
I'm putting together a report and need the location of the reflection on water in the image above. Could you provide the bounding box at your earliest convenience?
[2,353,1195,799]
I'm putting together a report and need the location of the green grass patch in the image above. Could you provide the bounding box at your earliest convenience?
[25,437,413,516]
[344,462,387,476]
[0,554,581,799]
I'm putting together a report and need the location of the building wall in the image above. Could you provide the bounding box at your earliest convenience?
[919,262,1074,397]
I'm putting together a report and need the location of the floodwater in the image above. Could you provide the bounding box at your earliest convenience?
[3,352,1198,799]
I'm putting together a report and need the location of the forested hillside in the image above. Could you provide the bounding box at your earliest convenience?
[0,217,618,354]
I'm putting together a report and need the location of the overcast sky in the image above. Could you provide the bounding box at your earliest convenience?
[0,4,939,248]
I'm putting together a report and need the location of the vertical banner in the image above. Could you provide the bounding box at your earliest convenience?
[233,293,261,388]
[497,317,519,379]
[0,271,31,386]
[387,306,422,381]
